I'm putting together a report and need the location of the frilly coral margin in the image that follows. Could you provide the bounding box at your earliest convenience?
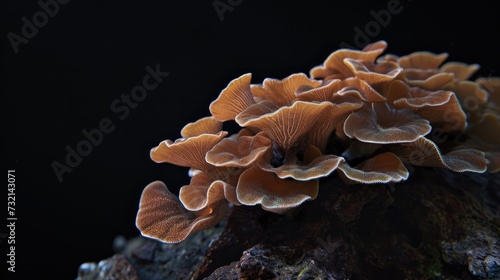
[136,41,499,243]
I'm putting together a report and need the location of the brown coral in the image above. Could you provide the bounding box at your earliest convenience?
[136,41,498,243]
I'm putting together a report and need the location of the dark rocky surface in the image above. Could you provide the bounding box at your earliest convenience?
[77,168,500,279]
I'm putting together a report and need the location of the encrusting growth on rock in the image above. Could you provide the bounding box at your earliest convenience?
[136,41,500,244]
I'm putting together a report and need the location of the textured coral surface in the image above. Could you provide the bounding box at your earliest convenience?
[135,41,500,244]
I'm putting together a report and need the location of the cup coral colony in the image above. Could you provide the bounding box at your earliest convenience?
[136,41,500,243]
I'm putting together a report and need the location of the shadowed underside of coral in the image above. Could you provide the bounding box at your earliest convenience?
[78,168,500,279]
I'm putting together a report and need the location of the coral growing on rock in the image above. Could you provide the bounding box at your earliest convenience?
[136,41,500,243]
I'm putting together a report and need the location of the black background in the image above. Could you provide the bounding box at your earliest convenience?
[1,0,498,278]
